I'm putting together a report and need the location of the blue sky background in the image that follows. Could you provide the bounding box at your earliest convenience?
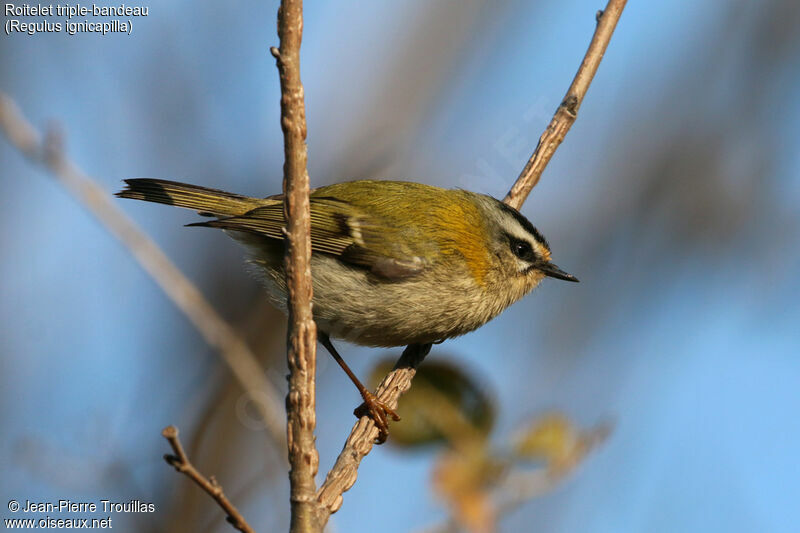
[2,1,799,532]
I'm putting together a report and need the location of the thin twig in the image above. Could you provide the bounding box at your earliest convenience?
[504,0,627,209]
[315,343,431,525]
[271,1,319,532]
[0,93,286,451]
[161,426,255,533]
[313,0,627,523]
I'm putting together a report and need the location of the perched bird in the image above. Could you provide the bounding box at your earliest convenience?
[117,178,577,442]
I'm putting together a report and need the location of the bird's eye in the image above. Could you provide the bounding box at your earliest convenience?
[510,238,535,262]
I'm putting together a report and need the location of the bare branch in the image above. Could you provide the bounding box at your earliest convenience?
[272,1,319,532]
[504,0,627,209]
[0,92,286,452]
[161,426,255,533]
[315,343,431,526]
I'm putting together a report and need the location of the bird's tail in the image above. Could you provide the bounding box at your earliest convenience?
[116,178,260,217]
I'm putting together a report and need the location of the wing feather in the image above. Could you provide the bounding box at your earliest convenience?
[189,196,425,279]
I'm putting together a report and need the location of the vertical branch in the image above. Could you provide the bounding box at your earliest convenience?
[504,0,627,209]
[271,1,319,532]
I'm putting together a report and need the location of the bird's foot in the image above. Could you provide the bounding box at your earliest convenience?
[354,391,400,445]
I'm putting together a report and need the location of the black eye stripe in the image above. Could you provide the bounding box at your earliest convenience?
[494,199,550,251]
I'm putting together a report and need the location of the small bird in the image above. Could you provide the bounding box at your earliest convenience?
[117,179,577,442]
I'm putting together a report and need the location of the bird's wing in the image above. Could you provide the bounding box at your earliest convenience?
[189,196,426,279]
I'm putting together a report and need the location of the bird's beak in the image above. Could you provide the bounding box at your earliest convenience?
[539,262,579,282]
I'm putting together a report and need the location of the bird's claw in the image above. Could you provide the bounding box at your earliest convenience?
[354,391,400,445]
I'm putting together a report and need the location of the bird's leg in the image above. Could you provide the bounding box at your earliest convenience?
[318,332,400,444]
